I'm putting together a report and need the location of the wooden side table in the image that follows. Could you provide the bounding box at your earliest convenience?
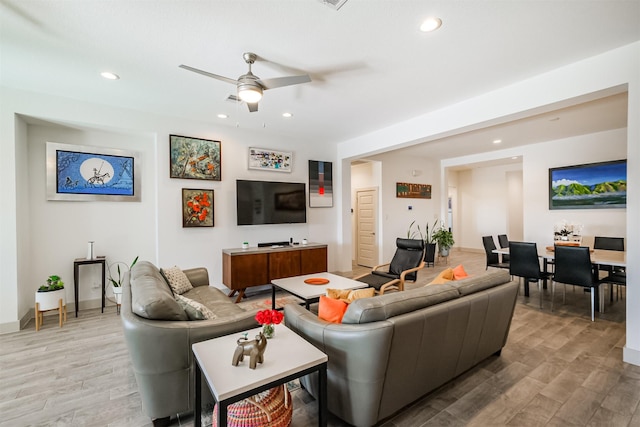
[73,257,106,317]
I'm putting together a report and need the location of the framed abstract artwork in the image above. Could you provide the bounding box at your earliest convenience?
[46,142,140,202]
[396,182,432,199]
[170,135,221,181]
[309,160,333,207]
[182,188,214,227]
[248,147,292,172]
[549,159,626,209]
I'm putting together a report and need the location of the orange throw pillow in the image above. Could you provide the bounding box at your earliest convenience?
[428,268,454,285]
[318,295,348,323]
[453,264,469,280]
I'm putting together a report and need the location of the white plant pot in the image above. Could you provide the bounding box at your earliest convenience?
[112,286,123,305]
[35,289,65,311]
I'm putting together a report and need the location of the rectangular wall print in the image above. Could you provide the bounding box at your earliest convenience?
[182,188,214,227]
[549,159,626,209]
[170,134,221,181]
[46,142,140,202]
[396,182,432,199]
[309,160,333,207]
[248,147,292,172]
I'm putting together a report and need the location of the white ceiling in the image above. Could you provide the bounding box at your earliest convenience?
[1,0,639,154]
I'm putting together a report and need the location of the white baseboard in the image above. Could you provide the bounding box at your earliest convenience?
[623,346,640,367]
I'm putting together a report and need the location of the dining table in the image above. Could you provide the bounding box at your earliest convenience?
[493,245,626,311]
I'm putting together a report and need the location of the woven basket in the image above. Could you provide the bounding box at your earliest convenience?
[212,384,292,427]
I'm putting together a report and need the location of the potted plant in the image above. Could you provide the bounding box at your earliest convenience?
[432,222,455,257]
[108,256,138,310]
[35,275,65,311]
[407,219,438,266]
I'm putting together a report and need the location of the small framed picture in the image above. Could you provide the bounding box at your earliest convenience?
[170,135,221,181]
[248,147,292,172]
[182,189,214,227]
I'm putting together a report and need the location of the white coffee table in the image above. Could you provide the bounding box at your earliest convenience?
[193,325,328,427]
[271,272,368,310]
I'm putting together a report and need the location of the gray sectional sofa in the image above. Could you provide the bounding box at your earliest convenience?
[284,269,519,427]
[120,261,258,422]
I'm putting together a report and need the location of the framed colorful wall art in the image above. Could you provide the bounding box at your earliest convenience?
[170,135,221,181]
[46,142,140,202]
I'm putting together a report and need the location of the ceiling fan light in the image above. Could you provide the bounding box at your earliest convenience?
[238,85,263,103]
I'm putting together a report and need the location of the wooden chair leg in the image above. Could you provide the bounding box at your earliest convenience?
[58,298,64,328]
[35,302,41,331]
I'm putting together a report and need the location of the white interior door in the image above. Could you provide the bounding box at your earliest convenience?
[356,189,378,267]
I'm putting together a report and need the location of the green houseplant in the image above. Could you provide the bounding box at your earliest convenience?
[432,223,455,257]
[108,256,138,312]
[407,219,439,265]
[38,275,64,292]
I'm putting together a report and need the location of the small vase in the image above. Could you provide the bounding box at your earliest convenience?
[262,324,275,339]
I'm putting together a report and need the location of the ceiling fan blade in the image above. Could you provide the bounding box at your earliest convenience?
[247,102,259,113]
[258,75,311,90]
[179,64,238,85]
[227,94,241,102]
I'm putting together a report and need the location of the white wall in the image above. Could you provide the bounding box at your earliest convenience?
[1,87,339,330]
[454,162,523,251]
[523,128,627,244]
[367,152,440,262]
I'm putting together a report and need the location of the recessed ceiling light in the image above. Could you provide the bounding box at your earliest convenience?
[512,156,518,160]
[217,114,228,119]
[420,17,442,32]
[282,112,293,118]
[493,139,502,144]
[100,71,120,80]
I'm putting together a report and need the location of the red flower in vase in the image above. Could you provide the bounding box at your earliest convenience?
[255,309,284,325]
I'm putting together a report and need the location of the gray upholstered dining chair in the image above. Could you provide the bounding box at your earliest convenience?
[551,245,604,321]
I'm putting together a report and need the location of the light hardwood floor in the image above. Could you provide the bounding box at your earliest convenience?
[1,251,637,426]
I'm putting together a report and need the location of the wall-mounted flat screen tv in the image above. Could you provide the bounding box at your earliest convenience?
[237,180,307,225]
[549,159,626,210]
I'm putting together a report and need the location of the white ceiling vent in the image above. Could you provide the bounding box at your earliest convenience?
[318,0,349,11]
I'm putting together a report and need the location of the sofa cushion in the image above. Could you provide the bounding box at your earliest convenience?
[130,264,188,321]
[428,268,454,285]
[341,283,459,324]
[162,266,194,295]
[452,264,469,280]
[318,295,348,323]
[449,269,511,296]
[327,287,375,303]
[176,294,216,320]
[182,286,247,318]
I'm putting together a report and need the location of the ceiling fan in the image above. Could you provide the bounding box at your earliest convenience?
[179,52,311,112]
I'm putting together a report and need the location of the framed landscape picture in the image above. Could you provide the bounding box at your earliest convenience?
[549,159,626,209]
[248,147,292,172]
[170,135,221,181]
[396,182,432,199]
[182,188,214,227]
[46,142,140,202]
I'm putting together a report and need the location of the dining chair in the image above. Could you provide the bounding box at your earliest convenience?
[497,234,510,262]
[509,241,551,308]
[482,236,509,271]
[593,236,626,300]
[551,245,603,321]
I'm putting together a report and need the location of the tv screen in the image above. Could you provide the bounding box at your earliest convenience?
[237,180,307,225]
[549,159,627,210]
